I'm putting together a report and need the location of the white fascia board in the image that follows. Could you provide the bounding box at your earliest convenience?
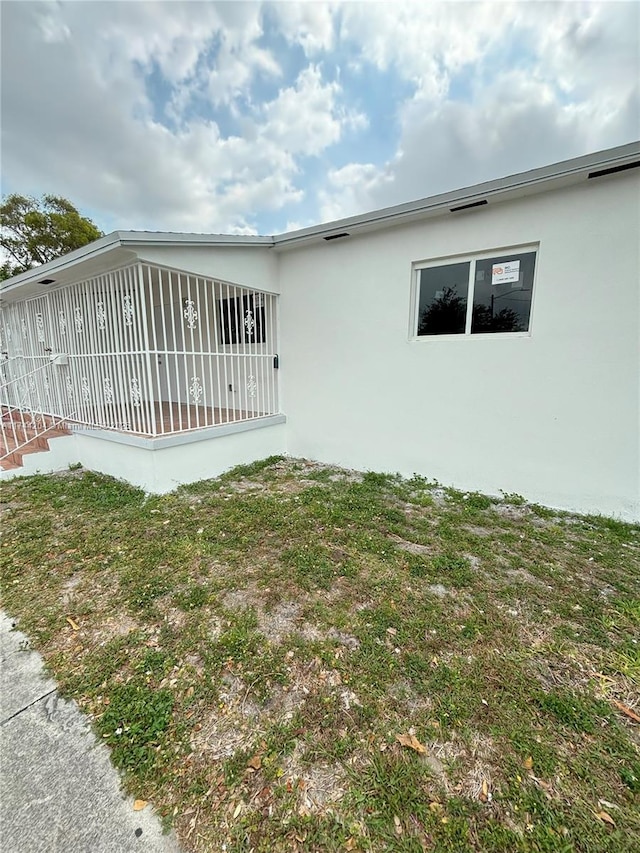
[272,141,640,249]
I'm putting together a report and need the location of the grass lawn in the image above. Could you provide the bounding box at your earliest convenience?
[1,456,639,852]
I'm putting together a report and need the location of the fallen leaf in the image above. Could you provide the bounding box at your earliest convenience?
[393,815,402,835]
[594,810,615,827]
[66,616,80,631]
[247,755,262,771]
[233,802,243,819]
[386,627,397,636]
[613,700,640,724]
[133,799,147,811]
[523,756,533,770]
[479,780,489,803]
[345,838,357,851]
[429,801,443,813]
[396,733,427,754]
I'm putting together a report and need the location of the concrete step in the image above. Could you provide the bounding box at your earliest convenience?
[1,423,72,471]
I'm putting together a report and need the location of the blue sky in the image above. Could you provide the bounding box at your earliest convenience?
[1,1,638,235]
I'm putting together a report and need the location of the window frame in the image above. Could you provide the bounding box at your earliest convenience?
[409,243,539,341]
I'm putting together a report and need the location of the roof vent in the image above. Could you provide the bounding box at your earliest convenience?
[450,199,488,213]
[39,278,56,285]
[324,232,350,241]
[588,161,640,180]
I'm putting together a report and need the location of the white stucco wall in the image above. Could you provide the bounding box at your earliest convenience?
[75,419,286,493]
[1,419,287,494]
[135,245,279,294]
[277,171,640,521]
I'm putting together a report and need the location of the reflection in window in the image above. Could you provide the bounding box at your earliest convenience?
[471,252,536,334]
[417,262,470,336]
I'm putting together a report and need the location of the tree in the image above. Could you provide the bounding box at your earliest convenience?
[472,303,523,333]
[0,194,103,281]
[418,286,467,335]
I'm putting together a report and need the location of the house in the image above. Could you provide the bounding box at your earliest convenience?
[2,142,639,521]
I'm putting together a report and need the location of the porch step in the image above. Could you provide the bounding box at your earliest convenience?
[1,423,72,471]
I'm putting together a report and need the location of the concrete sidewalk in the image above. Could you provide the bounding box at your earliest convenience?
[0,612,181,853]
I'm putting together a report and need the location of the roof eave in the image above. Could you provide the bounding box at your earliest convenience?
[272,140,640,248]
[0,231,275,297]
[0,232,124,296]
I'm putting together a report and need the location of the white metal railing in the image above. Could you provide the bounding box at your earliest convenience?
[1,361,70,459]
[0,262,280,439]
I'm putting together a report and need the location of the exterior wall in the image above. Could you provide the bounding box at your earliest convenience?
[135,245,278,294]
[278,172,640,521]
[0,419,287,493]
[72,420,287,493]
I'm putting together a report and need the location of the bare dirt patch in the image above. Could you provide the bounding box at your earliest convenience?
[155,596,189,629]
[82,614,139,645]
[282,744,348,814]
[461,524,494,537]
[426,730,497,800]
[505,567,547,586]
[60,574,83,605]
[191,675,262,761]
[391,534,434,556]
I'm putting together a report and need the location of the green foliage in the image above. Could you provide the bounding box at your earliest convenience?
[97,683,173,775]
[174,583,211,611]
[536,689,611,733]
[2,462,640,852]
[281,543,337,589]
[432,553,474,586]
[0,193,102,278]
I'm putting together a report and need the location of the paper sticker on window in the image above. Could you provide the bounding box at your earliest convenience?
[491,260,520,285]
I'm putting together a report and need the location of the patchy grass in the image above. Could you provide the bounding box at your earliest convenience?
[1,458,639,852]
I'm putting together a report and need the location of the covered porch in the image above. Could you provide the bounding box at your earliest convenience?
[1,259,281,461]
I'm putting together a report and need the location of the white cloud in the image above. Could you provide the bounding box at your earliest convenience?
[318,162,389,222]
[272,2,336,54]
[206,43,281,107]
[0,2,358,233]
[339,1,514,99]
[1,1,637,236]
[262,65,346,155]
[317,1,640,219]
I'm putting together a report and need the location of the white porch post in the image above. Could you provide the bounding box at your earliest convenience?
[135,263,158,436]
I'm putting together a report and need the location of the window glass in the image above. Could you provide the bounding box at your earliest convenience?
[219,294,266,345]
[471,252,536,333]
[417,262,470,336]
